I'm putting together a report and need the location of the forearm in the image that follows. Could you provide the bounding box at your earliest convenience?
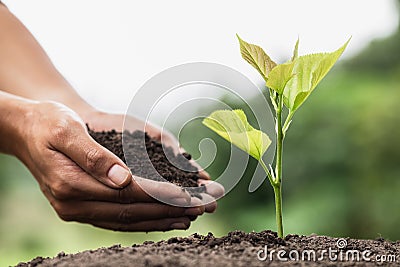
[0,4,94,116]
[0,91,34,156]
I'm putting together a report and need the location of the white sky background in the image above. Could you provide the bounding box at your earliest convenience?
[3,0,399,114]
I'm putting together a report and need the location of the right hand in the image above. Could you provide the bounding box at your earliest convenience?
[16,101,207,231]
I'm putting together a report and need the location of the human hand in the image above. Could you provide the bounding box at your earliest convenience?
[16,101,210,231]
[80,110,225,212]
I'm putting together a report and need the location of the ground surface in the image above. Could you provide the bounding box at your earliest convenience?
[17,230,399,266]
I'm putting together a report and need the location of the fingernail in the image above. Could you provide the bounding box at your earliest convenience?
[170,222,188,230]
[184,208,203,216]
[108,164,131,187]
[190,197,203,207]
[171,195,190,207]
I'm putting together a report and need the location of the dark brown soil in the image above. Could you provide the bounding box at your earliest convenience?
[87,127,205,196]
[17,230,399,266]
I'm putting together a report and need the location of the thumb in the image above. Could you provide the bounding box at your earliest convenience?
[52,125,132,189]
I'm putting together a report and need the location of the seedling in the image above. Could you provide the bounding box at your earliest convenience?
[203,35,350,238]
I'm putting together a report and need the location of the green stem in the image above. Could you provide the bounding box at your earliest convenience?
[274,94,284,238]
[282,110,294,136]
[273,184,284,238]
[260,158,283,238]
[275,96,283,184]
[259,159,275,186]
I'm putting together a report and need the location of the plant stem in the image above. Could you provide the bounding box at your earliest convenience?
[275,96,283,185]
[274,94,284,238]
[263,90,285,238]
[259,159,275,185]
[282,110,294,136]
[273,184,283,238]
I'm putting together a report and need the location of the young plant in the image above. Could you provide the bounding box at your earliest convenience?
[203,35,350,238]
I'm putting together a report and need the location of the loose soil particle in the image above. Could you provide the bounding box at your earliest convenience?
[17,230,399,266]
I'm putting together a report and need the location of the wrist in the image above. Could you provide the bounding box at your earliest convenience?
[73,103,99,123]
[0,92,36,157]
[29,83,97,119]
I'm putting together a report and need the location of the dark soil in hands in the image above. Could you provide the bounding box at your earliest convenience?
[87,128,204,194]
[17,230,399,266]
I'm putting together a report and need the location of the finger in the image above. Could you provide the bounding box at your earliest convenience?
[197,179,225,199]
[185,197,204,221]
[198,170,210,180]
[190,196,206,212]
[45,161,191,204]
[50,123,132,189]
[187,215,198,221]
[198,193,218,213]
[55,201,204,223]
[133,177,191,206]
[89,217,191,232]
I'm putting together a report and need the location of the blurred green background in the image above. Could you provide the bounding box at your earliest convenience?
[2,5,400,267]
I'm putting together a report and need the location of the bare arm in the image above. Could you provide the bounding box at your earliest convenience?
[0,3,95,117]
[0,91,33,156]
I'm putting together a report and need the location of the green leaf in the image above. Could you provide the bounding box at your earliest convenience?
[237,34,276,82]
[266,61,295,94]
[202,109,271,160]
[283,38,351,112]
[291,38,299,61]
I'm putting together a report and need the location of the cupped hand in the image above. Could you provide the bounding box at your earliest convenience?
[81,110,225,211]
[17,101,211,231]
